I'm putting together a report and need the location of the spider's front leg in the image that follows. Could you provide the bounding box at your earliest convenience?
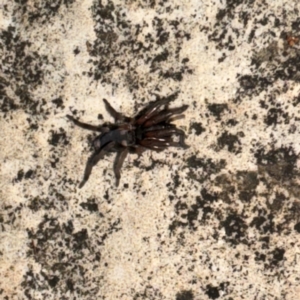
[103,99,131,123]
[79,141,116,188]
[67,115,107,132]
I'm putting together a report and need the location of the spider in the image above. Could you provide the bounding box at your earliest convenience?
[67,92,189,188]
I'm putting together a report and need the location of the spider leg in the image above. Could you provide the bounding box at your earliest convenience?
[167,114,186,122]
[134,145,147,155]
[152,128,189,148]
[135,91,180,125]
[113,147,129,187]
[103,99,131,123]
[139,137,173,151]
[143,105,188,127]
[144,128,188,148]
[141,131,189,149]
[144,128,178,138]
[79,141,116,188]
[171,128,189,148]
[67,115,105,132]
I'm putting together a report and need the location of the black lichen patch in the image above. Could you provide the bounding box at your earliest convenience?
[217,131,242,154]
[237,74,273,97]
[73,47,80,55]
[47,275,59,288]
[171,168,266,243]
[52,97,64,110]
[24,169,35,179]
[47,127,70,169]
[264,107,289,127]
[169,188,220,233]
[226,118,238,127]
[23,214,121,298]
[207,104,228,120]
[88,1,193,96]
[133,285,163,300]
[172,140,299,249]
[15,169,25,182]
[13,169,36,183]
[222,214,248,245]
[203,0,300,105]
[24,217,93,295]
[176,290,194,300]
[186,155,226,183]
[0,204,26,232]
[80,198,99,213]
[270,247,285,266]
[28,196,55,212]
[214,174,236,204]
[236,31,300,100]
[134,156,170,174]
[236,171,259,202]
[250,93,291,130]
[254,247,285,270]
[171,171,182,189]
[292,94,300,107]
[189,122,205,135]
[251,212,275,236]
[267,192,287,212]
[186,155,226,172]
[205,282,229,300]
[0,77,18,113]
[48,128,69,147]
[14,0,76,26]
[0,26,44,86]
[195,191,218,224]
[0,26,46,116]
[205,0,258,53]
[72,229,89,251]
[205,285,219,299]
[27,183,69,212]
[255,146,298,181]
[294,222,300,233]
[250,215,269,232]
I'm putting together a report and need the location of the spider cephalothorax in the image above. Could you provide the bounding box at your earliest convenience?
[67,92,188,187]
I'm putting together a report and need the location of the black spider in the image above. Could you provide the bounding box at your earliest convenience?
[67,92,188,188]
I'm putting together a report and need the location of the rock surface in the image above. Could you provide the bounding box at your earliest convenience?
[1,1,300,299]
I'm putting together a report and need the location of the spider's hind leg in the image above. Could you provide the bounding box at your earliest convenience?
[174,128,189,149]
[144,127,189,149]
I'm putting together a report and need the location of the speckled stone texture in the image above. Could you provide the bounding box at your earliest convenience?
[1,0,300,299]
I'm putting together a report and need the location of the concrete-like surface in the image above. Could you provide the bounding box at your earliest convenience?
[1,1,300,299]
